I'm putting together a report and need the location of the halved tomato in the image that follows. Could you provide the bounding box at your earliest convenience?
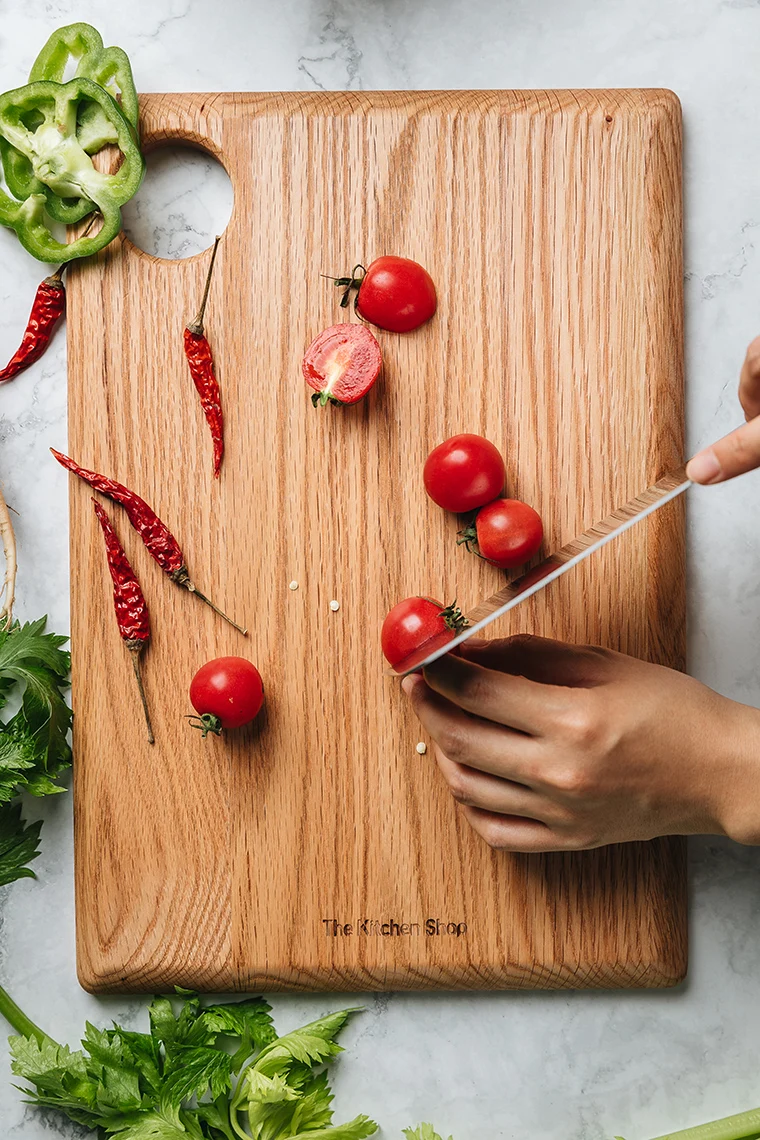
[302,323,382,407]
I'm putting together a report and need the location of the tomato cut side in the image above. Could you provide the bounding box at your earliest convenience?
[302,323,382,407]
[423,434,506,513]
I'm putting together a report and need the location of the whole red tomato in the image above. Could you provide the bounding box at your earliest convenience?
[330,257,437,333]
[460,498,543,570]
[357,257,437,332]
[423,434,505,513]
[189,656,264,738]
[381,596,467,671]
[302,323,382,407]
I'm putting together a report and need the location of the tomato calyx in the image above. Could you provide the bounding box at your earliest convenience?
[439,600,470,633]
[456,518,487,560]
[322,264,367,313]
[311,390,345,409]
[187,712,224,739]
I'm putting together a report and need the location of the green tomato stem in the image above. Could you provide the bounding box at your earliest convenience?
[0,983,53,1045]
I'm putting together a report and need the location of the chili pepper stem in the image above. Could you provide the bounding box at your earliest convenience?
[188,583,248,636]
[0,485,18,630]
[187,235,221,337]
[129,646,154,745]
[172,566,248,636]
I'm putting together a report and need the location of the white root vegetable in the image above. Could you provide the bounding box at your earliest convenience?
[0,486,17,630]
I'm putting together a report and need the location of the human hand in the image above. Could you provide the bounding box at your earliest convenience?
[402,635,760,851]
[687,335,760,483]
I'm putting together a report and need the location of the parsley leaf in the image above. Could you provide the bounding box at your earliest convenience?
[0,620,72,889]
[10,1034,98,1123]
[232,1008,378,1140]
[403,1127,453,1140]
[289,1118,378,1139]
[201,997,276,1069]
[158,1045,234,1123]
[100,1114,194,1138]
[7,983,384,1140]
[0,734,37,804]
[82,1022,143,1115]
[0,618,72,803]
[253,1009,359,1078]
[0,803,42,886]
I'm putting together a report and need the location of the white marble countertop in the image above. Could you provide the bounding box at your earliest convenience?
[2,1,760,1137]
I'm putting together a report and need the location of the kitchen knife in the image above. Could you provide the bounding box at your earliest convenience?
[389,467,690,677]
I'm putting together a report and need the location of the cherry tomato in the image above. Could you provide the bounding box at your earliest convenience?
[461,498,543,570]
[303,324,382,407]
[381,596,467,671]
[356,257,437,333]
[189,656,264,738]
[423,434,506,513]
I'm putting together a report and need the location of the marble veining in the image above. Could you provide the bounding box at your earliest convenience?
[2,1,760,1137]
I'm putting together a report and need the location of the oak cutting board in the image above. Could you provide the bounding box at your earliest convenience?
[66,90,686,993]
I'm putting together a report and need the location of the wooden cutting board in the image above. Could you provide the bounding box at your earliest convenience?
[66,90,686,993]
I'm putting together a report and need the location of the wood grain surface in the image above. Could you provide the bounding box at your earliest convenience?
[66,90,687,993]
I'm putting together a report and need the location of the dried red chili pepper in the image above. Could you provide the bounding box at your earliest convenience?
[92,500,154,744]
[0,215,98,385]
[51,448,247,635]
[184,236,224,477]
[0,268,66,384]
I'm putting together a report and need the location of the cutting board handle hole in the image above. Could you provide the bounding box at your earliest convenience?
[121,142,234,261]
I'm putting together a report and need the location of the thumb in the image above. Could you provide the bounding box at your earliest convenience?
[686,415,760,484]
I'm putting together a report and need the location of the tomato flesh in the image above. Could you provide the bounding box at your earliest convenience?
[424,434,505,513]
[190,656,264,730]
[303,324,382,406]
[475,498,544,569]
[357,256,437,333]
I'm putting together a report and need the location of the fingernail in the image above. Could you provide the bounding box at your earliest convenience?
[401,675,419,697]
[461,638,489,652]
[686,449,723,484]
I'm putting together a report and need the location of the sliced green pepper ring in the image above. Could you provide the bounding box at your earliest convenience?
[0,188,121,264]
[0,78,144,263]
[0,136,95,225]
[29,23,139,129]
[1,23,142,226]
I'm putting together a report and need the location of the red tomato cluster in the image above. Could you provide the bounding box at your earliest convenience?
[382,434,544,671]
[424,433,543,570]
[191,256,438,735]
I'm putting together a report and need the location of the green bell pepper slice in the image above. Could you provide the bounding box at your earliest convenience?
[29,22,139,128]
[0,136,95,225]
[0,189,122,264]
[0,78,144,263]
[1,24,140,226]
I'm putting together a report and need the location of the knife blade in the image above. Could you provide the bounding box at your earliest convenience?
[388,467,690,677]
